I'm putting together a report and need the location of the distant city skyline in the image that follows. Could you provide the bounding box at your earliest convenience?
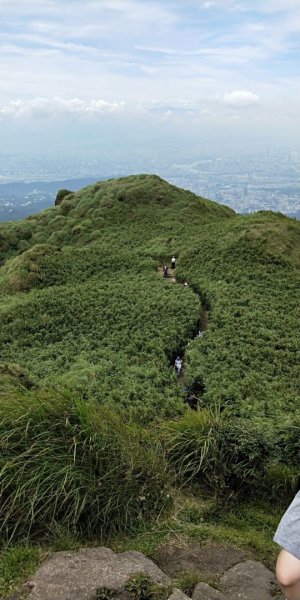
[0,148,299,221]
[1,0,300,157]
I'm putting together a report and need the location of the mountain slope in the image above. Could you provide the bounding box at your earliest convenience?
[0,174,298,428]
[1,173,300,577]
[0,176,235,422]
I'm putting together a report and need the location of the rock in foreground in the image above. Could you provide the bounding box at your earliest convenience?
[16,546,283,600]
[24,547,181,600]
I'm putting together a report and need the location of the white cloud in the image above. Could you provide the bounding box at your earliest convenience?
[256,0,300,13]
[223,90,260,109]
[0,0,177,29]
[203,1,216,8]
[202,0,300,13]
[83,0,177,25]
[1,33,99,56]
[135,42,270,64]
[246,22,266,32]
[0,0,299,153]
[0,97,126,119]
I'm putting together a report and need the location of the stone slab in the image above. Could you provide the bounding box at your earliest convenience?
[26,547,171,600]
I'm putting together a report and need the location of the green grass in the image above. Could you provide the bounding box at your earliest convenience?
[0,545,43,598]
[111,490,283,569]
[0,491,283,597]
[0,176,298,428]
[0,390,171,541]
[125,573,172,600]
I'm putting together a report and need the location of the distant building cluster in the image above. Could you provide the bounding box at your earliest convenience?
[0,150,299,221]
[164,151,300,218]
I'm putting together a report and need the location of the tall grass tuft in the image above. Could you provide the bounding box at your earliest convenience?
[162,409,220,492]
[0,389,171,541]
[162,409,274,498]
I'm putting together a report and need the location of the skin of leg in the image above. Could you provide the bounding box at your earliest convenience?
[276,549,300,599]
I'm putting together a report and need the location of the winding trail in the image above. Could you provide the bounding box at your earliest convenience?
[158,266,208,390]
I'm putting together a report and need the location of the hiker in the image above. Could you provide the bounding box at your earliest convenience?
[174,356,183,375]
[187,394,198,411]
[183,280,189,287]
[163,265,169,277]
[171,256,176,269]
[182,386,198,410]
[182,386,189,399]
[274,491,300,599]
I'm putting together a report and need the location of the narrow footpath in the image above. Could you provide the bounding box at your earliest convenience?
[158,266,208,390]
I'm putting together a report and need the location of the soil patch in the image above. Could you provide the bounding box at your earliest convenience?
[199,308,208,332]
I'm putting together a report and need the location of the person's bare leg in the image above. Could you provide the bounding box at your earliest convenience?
[276,550,300,599]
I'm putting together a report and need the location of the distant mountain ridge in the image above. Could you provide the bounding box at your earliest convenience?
[0,177,99,193]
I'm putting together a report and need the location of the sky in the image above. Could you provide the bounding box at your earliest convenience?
[0,0,300,159]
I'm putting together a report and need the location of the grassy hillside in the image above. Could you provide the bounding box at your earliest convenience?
[0,175,298,424]
[0,175,233,421]
[179,213,300,421]
[0,174,299,595]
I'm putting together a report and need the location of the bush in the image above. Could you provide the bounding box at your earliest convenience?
[163,410,273,497]
[162,410,220,491]
[55,189,73,206]
[219,419,273,494]
[263,462,299,502]
[0,244,61,293]
[59,198,73,215]
[275,418,300,466]
[0,362,36,390]
[0,390,171,540]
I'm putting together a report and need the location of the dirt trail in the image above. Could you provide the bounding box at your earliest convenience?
[159,266,208,388]
[199,307,208,332]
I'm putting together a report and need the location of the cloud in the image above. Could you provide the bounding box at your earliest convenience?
[0,97,126,119]
[89,0,177,25]
[255,0,300,13]
[200,0,300,13]
[1,33,100,57]
[0,0,299,154]
[246,22,266,32]
[203,1,216,8]
[1,96,197,120]
[1,0,177,29]
[135,41,273,64]
[223,90,260,108]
